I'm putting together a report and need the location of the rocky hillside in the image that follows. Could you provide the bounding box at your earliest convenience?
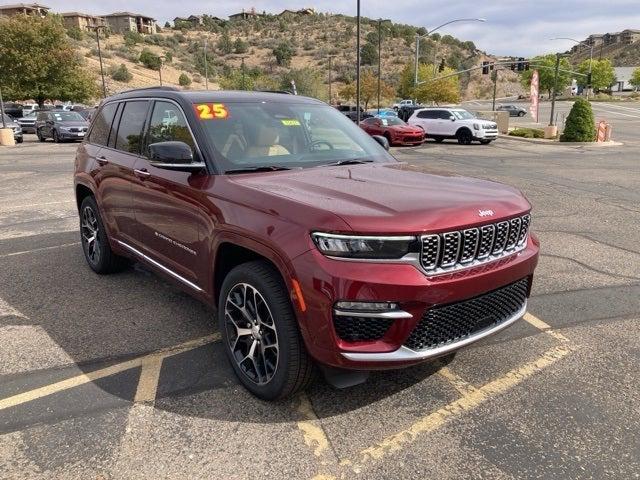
[74,12,525,101]
[568,41,640,67]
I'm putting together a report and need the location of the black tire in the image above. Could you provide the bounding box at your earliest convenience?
[518,111,525,117]
[36,129,46,142]
[52,130,61,143]
[79,196,129,274]
[480,139,492,145]
[16,137,23,144]
[218,260,315,400]
[384,132,393,147]
[456,129,473,145]
[433,136,444,143]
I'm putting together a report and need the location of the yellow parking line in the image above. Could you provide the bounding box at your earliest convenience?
[523,313,569,342]
[0,333,220,411]
[297,393,330,459]
[436,366,478,396]
[350,342,573,468]
[134,357,164,404]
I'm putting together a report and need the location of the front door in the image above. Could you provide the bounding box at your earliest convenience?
[133,100,210,289]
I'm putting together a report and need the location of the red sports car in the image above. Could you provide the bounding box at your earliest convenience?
[360,116,425,146]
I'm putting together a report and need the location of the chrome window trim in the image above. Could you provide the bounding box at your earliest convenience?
[341,301,527,362]
[116,240,203,293]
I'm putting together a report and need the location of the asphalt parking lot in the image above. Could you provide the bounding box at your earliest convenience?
[1,132,639,479]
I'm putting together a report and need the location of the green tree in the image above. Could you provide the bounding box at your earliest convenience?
[179,73,192,87]
[66,27,83,40]
[217,30,233,54]
[630,67,640,89]
[577,58,615,90]
[397,62,460,104]
[520,54,572,98]
[338,83,356,102]
[280,67,326,100]
[561,98,595,142]
[273,41,294,66]
[163,51,173,63]
[123,30,143,47]
[234,38,248,54]
[110,64,132,82]
[360,43,378,66]
[360,69,395,109]
[139,49,161,70]
[0,15,97,106]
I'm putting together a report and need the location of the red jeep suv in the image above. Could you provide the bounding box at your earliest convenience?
[74,88,539,400]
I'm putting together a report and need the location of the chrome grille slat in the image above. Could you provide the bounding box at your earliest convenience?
[420,214,531,275]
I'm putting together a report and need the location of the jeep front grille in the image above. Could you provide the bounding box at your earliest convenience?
[420,214,530,274]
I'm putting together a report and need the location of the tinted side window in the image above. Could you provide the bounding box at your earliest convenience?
[115,101,149,154]
[437,111,453,119]
[87,103,118,146]
[417,110,436,119]
[145,101,196,157]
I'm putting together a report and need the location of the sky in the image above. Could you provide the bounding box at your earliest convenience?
[43,0,640,57]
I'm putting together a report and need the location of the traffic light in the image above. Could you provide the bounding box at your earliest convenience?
[482,61,490,74]
[517,57,525,72]
[438,58,446,72]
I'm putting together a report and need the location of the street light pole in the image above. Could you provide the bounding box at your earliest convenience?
[204,37,209,90]
[550,37,593,99]
[327,55,335,104]
[549,53,561,126]
[356,0,361,124]
[241,56,246,90]
[377,18,382,113]
[158,57,163,86]
[413,18,485,104]
[0,85,6,129]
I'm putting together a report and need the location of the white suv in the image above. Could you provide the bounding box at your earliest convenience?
[408,108,498,145]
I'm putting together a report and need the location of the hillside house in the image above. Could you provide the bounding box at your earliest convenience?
[61,12,106,31]
[104,11,156,34]
[0,2,49,17]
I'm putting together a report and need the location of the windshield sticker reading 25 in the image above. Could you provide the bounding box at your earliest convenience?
[194,103,229,120]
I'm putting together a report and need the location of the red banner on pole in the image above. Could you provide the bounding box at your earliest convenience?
[530,70,539,123]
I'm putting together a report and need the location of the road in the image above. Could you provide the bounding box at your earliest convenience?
[0,134,639,479]
[463,98,640,144]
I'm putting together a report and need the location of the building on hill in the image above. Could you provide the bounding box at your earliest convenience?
[586,34,604,47]
[229,8,264,20]
[61,12,106,31]
[0,3,49,17]
[104,11,156,34]
[278,7,315,16]
[620,29,640,45]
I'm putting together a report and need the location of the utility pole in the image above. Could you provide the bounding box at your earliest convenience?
[413,35,420,104]
[90,25,107,98]
[549,53,561,126]
[0,85,6,129]
[491,68,498,111]
[204,38,209,90]
[356,0,361,124]
[377,18,382,113]
[327,55,335,104]
[241,56,246,90]
[158,56,163,86]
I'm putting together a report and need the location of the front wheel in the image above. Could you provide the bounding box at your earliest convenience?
[16,137,23,144]
[79,196,129,274]
[219,261,315,400]
[518,111,525,117]
[456,129,473,145]
[53,130,61,143]
[432,136,444,143]
[36,129,46,142]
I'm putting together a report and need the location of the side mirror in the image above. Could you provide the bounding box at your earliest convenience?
[371,135,390,151]
[148,141,204,171]
[449,115,456,121]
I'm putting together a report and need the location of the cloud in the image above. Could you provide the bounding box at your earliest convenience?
[46,0,640,56]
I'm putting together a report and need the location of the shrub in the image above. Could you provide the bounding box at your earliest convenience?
[560,98,596,142]
[123,30,143,47]
[66,27,84,41]
[110,64,133,82]
[509,128,544,139]
[163,51,173,63]
[233,38,248,54]
[217,31,233,54]
[139,49,162,70]
[272,41,294,66]
[178,73,192,87]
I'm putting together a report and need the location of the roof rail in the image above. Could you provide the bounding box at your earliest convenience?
[255,90,294,95]
[116,86,180,95]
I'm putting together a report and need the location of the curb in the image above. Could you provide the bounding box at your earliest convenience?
[499,134,624,147]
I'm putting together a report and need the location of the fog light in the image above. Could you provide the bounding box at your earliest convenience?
[335,301,399,312]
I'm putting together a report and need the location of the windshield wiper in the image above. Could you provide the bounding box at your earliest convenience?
[225,165,292,174]
[322,159,374,167]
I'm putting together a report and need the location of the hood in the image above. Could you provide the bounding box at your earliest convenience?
[56,121,88,127]
[229,162,530,234]
[391,125,422,132]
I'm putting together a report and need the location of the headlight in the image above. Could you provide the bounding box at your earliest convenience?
[473,123,480,130]
[311,232,416,259]
[14,126,21,133]
[59,126,71,131]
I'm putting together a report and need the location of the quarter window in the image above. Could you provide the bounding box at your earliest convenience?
[88,103,118,146]
[114,101,149,154]
[145,101,196,157]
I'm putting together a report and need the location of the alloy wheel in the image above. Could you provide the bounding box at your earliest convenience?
[81,205,101,265]
[224,283,279,385]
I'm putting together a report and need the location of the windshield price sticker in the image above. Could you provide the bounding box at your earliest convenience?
[281,119,301,126]
[195,103,229,120]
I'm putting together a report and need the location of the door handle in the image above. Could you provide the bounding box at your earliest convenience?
[134,168,151,179]
[96,156,108,166]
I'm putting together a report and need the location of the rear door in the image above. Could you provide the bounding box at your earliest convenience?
[412,110,439,135]
[132,99,209,288]
[93,100,150,245]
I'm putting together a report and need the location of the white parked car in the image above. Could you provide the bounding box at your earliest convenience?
[408,107,498,145]
[392,99,415,110]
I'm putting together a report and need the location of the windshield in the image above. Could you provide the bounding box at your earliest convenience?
[195,102,395,173]
[451,109,475,120]
[380,117,406,126]
[51,111,85,122]
[1,114,15,124]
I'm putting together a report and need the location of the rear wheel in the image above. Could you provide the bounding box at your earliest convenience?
[36,129,46,142]
[456,129,473,145]
[16,137,23,144]
[79,196,128,274]
[518,111,525,117]
[219,261,315,400]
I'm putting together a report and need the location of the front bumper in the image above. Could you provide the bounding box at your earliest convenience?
[474,129,498,140]
[292,235,539,370]
[58,130,87,140]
